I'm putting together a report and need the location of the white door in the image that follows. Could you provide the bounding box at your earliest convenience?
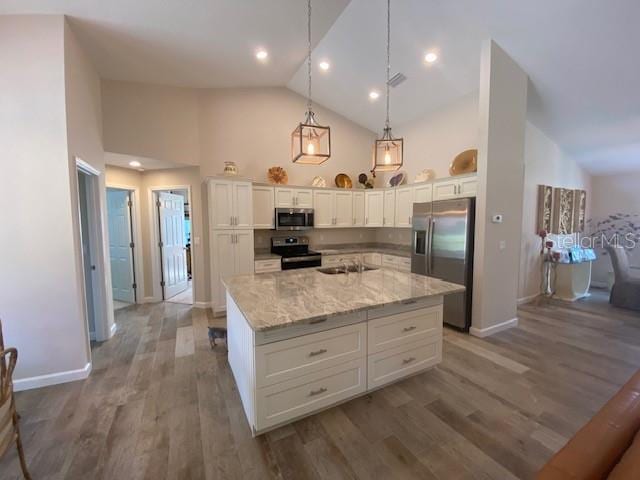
[209,180,234,229]
[107,189,135,303]
[234,230,255,275]
[233,182,253,228]
[334,191,353,227]
[383,190,396,227]
[294,188,314,208]
[365,191,384,227]
[252,186,275,229]
[211,230,235,309]
[158,192,188,299]
[353,192,365,226]
[395,187,413,228]
[313,190,334,227]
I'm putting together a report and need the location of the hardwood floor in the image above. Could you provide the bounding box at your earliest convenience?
[2,291,639,480]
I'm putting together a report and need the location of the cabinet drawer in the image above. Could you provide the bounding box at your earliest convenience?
[381,254,399,268]
[256,358,366,431]
[362,252,382,267]
[396,257,411,272]
[368,305,441,354]
[254,259,281,273]
[367,297,442,320]
[367,339,441,390]
[255,322,366,387]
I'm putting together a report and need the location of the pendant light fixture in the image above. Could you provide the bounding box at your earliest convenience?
[291,0,331,164]
[373,0,403,172]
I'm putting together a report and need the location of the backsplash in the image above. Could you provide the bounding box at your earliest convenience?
[254,228,377,249]
[375,228,412,246]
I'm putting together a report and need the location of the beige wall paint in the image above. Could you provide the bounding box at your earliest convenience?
[0,15,95,382]
[518,122,592,300]
[390,92,479,182]
[472,40,528,336]
[106,165,207,304]
[102,80,200,166]
[197,87,377,185]
[590,171,640,285]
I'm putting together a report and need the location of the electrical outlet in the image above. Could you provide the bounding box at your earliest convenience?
[499,240,506,250]
[492,214,503,224]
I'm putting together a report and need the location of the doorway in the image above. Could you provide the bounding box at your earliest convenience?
[106,188,137,310]
[151,187,193,305]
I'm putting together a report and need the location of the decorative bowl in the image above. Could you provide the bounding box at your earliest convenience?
[335,173,353,188]
[449,149,478,176]
[223,161,238,176]
[387,171,407,187]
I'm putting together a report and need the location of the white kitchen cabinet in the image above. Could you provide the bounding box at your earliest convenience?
[275,187,313,208]
[208,179,253,229]
[313,190,334,227]
[365,191,384,227]
[394,186,414,228]
[334,191,353,227]
[381,254,411,272]
[210,229,254,313]
[362,252,382,267]
[252,186,275,229]
[413,183,433,203]
[433,175,477,201]
[383,189,396,227]
[353,191,365,226]
[254,258,281,274]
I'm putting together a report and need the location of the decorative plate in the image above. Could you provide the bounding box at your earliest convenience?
[414,168,435,183]
[449,149,478,176]
[335,173,353,189]
[387,171,407,187]
[311,176,327,188]
[267,166,288,185]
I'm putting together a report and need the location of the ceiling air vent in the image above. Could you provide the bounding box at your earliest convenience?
[388,72,407,88]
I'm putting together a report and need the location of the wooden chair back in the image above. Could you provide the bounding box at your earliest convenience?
[0,347,18,458]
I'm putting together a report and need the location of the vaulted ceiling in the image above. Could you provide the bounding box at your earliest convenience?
[2,0,639,173]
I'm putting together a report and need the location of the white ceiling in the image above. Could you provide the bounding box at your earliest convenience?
[2,0,639,173]
[104,152,186,171]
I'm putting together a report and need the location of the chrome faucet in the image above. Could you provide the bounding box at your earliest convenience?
[348,258,361,273]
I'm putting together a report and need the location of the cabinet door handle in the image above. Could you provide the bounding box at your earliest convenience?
[309,387,328,397]
[308,348,327,357]
[402,357,416,365]
[229,216,233,225]
[365,217,368,224]
[403,326,417,332]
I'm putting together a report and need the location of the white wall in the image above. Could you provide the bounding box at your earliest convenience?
[472,40,528,337]
[590,171,640,285]
[518,123,592,300]
[391,92,479,182]
[0,15,92,383]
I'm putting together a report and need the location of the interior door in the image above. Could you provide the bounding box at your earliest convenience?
[158,192,188,299]
[107,189,135,303]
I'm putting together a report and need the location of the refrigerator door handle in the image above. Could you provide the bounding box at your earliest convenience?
[428,218,436,274]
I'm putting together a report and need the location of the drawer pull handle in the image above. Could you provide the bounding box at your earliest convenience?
[309,387,327,397]
[403,326,417,332]
[309,348,327,357]
[309,317,327,325]
[402,357,416,365]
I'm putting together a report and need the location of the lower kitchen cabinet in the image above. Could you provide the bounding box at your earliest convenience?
[211,230,254,313]
[254,258,281,274]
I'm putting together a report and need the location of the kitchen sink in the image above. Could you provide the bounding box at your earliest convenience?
[317,266,379,275]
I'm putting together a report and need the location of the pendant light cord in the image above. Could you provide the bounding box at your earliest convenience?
[307,0,312,114]
[385,0,391,129]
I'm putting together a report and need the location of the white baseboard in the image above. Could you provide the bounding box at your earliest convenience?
[470,317,518,338]
[517,293,539,305]
[590,281,609,289]
[193,301,211,309]
[14,362,92,392]
[142,296,159,304]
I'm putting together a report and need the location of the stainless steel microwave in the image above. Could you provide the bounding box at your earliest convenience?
[275,208,314,231]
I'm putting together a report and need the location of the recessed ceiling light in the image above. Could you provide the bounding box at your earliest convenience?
[369,90,380,100]
[129,160,141,167]
[255,49,268,61]
[424,52,438,63]
[319,61,330,71]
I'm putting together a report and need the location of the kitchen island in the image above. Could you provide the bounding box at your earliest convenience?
[223,267,464,435]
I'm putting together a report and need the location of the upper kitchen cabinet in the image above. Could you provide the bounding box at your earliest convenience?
[208,178,253,229]
[275,187,313,208]
[413,183,433,203]
[395,186,414,228]
[432,175,477,201]
[252,185,275,229]
[365,190,384,227]
[353,191,365,227]
[313,189,353,228]
[383,189,396,227]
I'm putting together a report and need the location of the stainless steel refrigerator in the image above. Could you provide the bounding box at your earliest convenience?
[411,198,475,331]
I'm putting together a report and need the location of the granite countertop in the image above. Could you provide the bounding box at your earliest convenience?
[313,243,411,258]
[254,250,281,260]
[223,268,464,332]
